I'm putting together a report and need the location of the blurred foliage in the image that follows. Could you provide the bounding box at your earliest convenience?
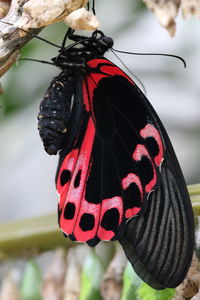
[21,260,42,300]
[1,42,39,116]
[121,264,175,300]
[137,284,175,300]
[80,250,104,300]
[0,22,67,119]
[121,263,142,299]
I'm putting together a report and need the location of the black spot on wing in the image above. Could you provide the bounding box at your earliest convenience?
[136,156,154,187]
[60,170,71,186]
[69,233,76,241]
[74,170,81,188]
[101,208,120,232]
[63,232,68,238]
[64,202,75,219]
[87,236,101,247]
[145,136,160,159]
[80,213,95,231]
[123,183,142,210]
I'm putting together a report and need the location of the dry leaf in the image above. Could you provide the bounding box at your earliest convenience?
[182,0,200,18]
[143,0,181,36]
[65,7,99,30]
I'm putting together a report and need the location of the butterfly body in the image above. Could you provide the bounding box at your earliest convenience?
[38,30,194,289]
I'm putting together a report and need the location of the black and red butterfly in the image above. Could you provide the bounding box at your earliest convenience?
[38,29,194,290]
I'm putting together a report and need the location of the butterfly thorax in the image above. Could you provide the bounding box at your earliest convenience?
[52,30,114,72]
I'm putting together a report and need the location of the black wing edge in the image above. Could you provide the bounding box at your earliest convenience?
[119,139,194,290]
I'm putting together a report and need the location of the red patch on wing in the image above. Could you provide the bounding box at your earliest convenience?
[140,124,164,166]
[133,144,157,193]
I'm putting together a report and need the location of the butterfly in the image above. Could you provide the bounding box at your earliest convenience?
[38,29,194,289]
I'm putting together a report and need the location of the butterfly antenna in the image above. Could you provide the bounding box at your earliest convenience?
[0,20,62,49]
[92,0,96,15]
[20,58,55,66]
[112,47,186,68]
[111,48,147,94]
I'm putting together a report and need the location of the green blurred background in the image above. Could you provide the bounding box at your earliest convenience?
[0,0,200,224]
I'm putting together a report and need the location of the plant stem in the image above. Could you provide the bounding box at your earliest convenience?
[188,183,200,215]
[0,184,199,258]
[0,214,73,259]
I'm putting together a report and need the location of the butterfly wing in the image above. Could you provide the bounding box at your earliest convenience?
[119,117,194,289]
[56,58,194,288]
[119,147,194,289]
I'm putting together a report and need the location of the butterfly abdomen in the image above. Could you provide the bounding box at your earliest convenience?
[38,71,75,155]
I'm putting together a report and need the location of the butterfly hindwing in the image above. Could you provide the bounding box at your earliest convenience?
[119,144,194,289]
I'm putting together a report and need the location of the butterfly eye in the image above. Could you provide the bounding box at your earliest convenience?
[101,36,114,47]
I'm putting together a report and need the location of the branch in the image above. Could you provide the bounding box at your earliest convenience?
[0,0,99,77]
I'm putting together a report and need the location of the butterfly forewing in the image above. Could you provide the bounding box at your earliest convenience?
[57,59,168,246]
